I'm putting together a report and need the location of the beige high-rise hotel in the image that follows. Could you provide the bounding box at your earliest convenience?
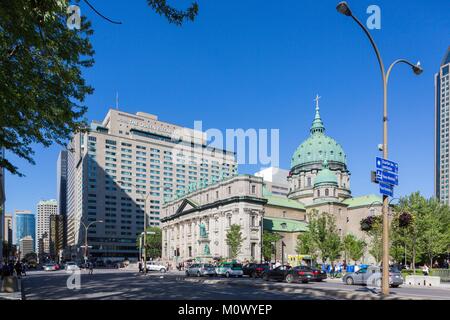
[66,109,237,259]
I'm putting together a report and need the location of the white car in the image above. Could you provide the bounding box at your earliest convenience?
[43,263,58,271]
[146,261,167,273]
[65,262,79,272]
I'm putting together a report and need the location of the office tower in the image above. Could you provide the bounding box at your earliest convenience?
[435,47,450,202]
[66,109,237,259]
[4,213,13,244]
[19,236,34,260]
[15,210,36,250]
[56,150,68,247]
[49,215,65,261]
[36,200,58,257]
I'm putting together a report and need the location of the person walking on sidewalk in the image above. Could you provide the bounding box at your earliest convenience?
[422,264,430,276]
[1,262,10,280]
[88,262,94,275]
[14,261,22,279]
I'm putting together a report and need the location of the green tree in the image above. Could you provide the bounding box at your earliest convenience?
[147,0,198,25]
[0,0,198,176]
[391,192,450,271]
[418,198,449,268]
[137,226,162,259]
[343,234,366,263]
[296,231,318,260]
[226,224,245,260]
[299,211,342,265]
[263,231,282,262]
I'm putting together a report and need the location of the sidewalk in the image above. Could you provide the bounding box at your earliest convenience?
[0,278,23,300]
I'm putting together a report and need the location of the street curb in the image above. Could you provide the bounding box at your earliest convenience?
[180,278,415,300]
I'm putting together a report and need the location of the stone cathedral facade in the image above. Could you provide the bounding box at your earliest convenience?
[161,98,384,264]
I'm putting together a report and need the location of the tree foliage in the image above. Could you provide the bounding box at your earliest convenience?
[136,226,162,259]
[0,0,94,175]
[342,234,366,263]
[262,231,282,262]
[297,211,342,264]
[391,193,450,269]
[147,0,198,25]
[0,0,198,176]
[226,224,245,259]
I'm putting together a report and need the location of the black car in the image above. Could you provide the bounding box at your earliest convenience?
[242,263,270,278]
[263,265,312,283]
[296,266,327,282]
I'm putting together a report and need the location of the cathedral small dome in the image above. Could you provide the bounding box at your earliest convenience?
[314,160,338,187]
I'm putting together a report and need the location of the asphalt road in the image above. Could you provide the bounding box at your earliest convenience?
[21,269,450,300]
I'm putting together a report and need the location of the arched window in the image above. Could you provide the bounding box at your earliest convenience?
[317,190,321,197]
[307,177,311,187]
[325,188,329,196]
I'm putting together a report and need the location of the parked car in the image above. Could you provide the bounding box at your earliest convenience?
[65,262,79,271]
[185,263,216,277]
[263,265,312,283]
[146,261,167,273]
[43,263,58,271]
[296,266,327,282]
[215,263,244,278]
[242,263,270,278]
[342,265,403,288]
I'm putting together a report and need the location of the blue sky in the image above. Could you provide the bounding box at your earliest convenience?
[5,0,450,215]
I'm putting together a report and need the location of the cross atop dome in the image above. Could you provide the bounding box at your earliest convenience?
[310,94,325,134]
[314,94,321,111]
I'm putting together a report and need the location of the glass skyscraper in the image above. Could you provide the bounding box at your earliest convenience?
[15,210,36,251]
[435,47,450,203]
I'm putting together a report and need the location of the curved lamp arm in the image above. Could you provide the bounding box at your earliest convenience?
[336,2,386,84]
[386,60,423,85]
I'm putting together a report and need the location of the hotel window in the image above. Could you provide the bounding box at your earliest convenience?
[216,191,219,199]
[307,177,311,187]
[228,186,231,195]
[106,139,116,145]
[251,185,256,194]
[325,189,329,196]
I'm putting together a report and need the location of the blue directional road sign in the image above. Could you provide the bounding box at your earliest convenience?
[376,157,398,174]
[376,169,398,186]
[379,182,394,197]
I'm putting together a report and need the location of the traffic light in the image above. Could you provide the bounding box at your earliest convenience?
[371,171,379,184]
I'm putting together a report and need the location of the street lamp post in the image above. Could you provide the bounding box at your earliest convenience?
[79,220,103,266]
[336,1,422,295]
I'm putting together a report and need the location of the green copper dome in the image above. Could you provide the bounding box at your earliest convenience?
[314,160,338,187]
[291,99,347,169]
